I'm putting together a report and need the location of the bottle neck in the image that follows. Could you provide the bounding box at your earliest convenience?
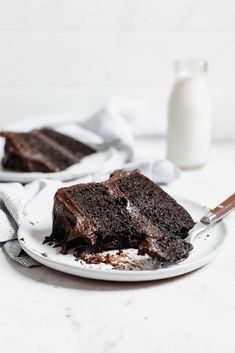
[174,59,208,79]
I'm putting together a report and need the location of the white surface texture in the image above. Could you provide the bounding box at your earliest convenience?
[1,138,235,352]
[0,0,235,139]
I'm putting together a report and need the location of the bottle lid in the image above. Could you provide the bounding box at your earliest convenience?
[174,59,208,76]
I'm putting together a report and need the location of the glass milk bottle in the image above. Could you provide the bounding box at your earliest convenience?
[167,59,211,169]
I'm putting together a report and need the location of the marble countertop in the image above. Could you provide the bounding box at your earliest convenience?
[1,138,235,353]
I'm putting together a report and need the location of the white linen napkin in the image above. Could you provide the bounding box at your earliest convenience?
[0,97,178,267]
[5,96,164,161]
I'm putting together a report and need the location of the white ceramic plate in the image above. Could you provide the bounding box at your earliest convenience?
[18,184,227,282]
[0,115,127,182]
[0,145,126,183]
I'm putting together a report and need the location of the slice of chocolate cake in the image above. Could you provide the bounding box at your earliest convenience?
[0,128,95,172]
[45,170,194,262]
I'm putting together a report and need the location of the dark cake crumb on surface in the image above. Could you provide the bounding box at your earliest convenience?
[40,252,48,257]
[74,250,143,270]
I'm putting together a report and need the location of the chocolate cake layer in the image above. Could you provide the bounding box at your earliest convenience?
[0,128,95,173]
[109,170,194,239]
[46,169,195,262]
[37,128,95,158]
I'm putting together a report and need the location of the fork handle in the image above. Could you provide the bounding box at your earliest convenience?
[201,193,235,224]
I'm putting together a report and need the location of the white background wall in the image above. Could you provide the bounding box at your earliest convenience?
[0,0,235,140]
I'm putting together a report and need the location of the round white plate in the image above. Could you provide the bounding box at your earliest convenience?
[0,145,126,183]
[18,185,227,282]
[0,115,127,182]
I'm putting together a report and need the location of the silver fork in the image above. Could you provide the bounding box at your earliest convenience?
[186,193,235,244]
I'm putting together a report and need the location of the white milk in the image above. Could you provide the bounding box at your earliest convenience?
[167,59,211,169]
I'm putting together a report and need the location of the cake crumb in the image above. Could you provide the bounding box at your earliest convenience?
[74,251,142,270]
[40,252,48,257]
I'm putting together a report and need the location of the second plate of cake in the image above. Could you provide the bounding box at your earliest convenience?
[18,171,227,282]
[0,118,128,183]
[0,141,125,183]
